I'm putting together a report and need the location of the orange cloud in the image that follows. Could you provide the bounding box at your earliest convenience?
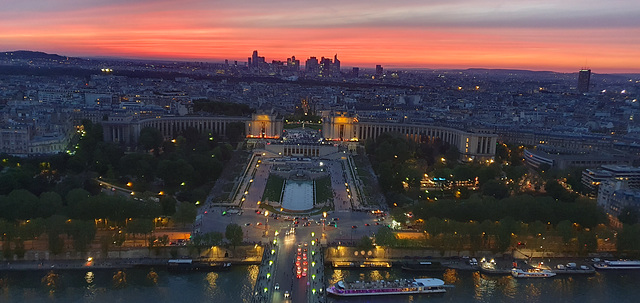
[1,5,639,73]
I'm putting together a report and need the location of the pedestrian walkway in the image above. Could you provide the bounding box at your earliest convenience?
[252,243,276,303]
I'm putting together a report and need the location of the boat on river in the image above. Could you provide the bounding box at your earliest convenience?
[326,278,446,296]
[167,259,231,272]
[401,261,447,272]
[511,268,556,278]
[593,260,640,270]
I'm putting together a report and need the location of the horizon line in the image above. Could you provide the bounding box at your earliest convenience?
[4,49,640,75]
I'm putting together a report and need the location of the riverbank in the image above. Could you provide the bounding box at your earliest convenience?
[0,245,264,272]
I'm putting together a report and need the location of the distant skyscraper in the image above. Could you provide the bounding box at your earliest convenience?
[251,50,258,67]
[287,56,300,71]
[306,57,319,73]
[375,65,383,77]
[319,57,333,76]
[249,50,266,69]
[333,54,340,73]
[578,69,591,93]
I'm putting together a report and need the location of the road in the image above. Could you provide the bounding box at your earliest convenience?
[193,149,389,303]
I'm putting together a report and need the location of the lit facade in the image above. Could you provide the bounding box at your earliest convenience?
[103,111,497,160]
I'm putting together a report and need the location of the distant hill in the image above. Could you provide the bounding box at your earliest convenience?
[0,50,82,61]
[465,68,558,75]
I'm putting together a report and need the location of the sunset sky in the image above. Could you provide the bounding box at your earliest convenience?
[2,0,640,73]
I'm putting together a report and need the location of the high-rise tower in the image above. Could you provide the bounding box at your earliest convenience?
[578,69,591,93]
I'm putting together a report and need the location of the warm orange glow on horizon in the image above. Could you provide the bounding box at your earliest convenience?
[2,3,639,73]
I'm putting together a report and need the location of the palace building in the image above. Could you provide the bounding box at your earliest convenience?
[103,110,496,160]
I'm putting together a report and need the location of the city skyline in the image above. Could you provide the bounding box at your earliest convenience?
[1,0,640,73]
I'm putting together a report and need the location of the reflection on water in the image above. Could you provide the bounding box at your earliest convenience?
[1,266,260,303]
[474,272,498,301]
[204,272,220,298]
[247,264,259,288]
[147,269,158,284]
[3,266,640,303]
[522,283,541,301]
[442,269,459,284]
[41,270,60,294]
[330,269,346,285]
[497,276,517,299]
[85,271,94,284]
[112,270,127,289]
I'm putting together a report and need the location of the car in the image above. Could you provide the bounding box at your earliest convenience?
[245,223,251,226]
[351,225,357,229]
[302,271,307,277]
[257,222,262,225]
[284,291,290,298]
[275,283,280,290]
[365,223,370,226]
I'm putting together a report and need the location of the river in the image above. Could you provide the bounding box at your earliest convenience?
[1,266,639,303]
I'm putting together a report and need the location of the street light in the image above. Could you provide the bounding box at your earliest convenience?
[323,211,327,232]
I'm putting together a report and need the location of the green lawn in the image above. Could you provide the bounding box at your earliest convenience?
[315,176,332,205]
[262,175,285,203]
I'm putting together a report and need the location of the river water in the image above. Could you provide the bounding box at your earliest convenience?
[1,265,639,303]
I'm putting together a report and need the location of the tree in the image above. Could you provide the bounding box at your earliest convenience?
[618,206,639,226]
[225,223,243,249]
[375,226,397,247]
[126,218,155,245]
[157,159,195,188]
[207,231,224,247]
[38,192,63,218]
[495,143,509,162]
[481,180,509,199]
[452,165,474,182]
[138,127,164,151]
[444,146,460,164]
[68,220,97,254]
[173,202,197,227]
[48,234,65,256]
[617,224,640,253]
[556,220,575,244]
[0,219,15,258]
[160,196,177,216]
[7,189,39,220]
[356,236,374,252]
[65,188,91,217]
[225,122,246,144]
[577,230,598,254]
[496,217,518,252]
